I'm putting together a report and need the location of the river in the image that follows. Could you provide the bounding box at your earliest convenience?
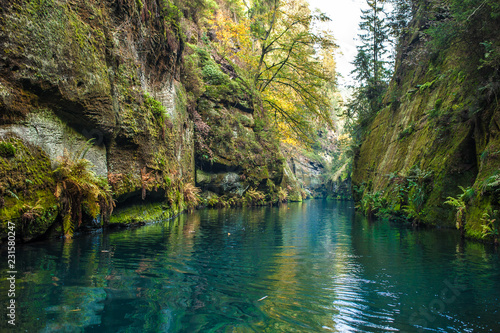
[1,200,499,332]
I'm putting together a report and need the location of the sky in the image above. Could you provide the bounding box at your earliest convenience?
[308,0,369,92]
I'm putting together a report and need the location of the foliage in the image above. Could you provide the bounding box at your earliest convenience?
[144,93,167,125]
[356,167,432,223]
[480,172,500,194]
[202,64,229,85]
[385,0,414,41]
[20,200,43,235]
[359,191,385,219]
[353,0,392,87]
[346,0,393,146]
[277,187,288,205]
[424,0,500,62]
[209,0,338,144]
[244,187,265,206]
[401,167,432,224]
[444,186,472,234]
[53,145,114,238]
[0,141,16,158]
[481,210,499,244]
[255,1,337,143]
[183,182,201,211]
[397,122,415,140]
[210,15,255,70]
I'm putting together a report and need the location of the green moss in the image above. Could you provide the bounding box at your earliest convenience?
[288,189,303,202]
[202,64,229,85]
[109,201,185,224]
[417,79,436,91]
[144,93,167,123]
[4,0,110,95]
[0,138,59,239]
[0,141,16,158]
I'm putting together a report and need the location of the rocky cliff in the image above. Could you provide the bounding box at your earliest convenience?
[352,0,500,240]
[0,0,301,241]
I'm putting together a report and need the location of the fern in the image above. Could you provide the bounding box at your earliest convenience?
[277,187,288,205]
[54,148,114,238]
[481,210,499,243]
[183,182,201,210]
[245,188,265,206]
[444,186,470,232]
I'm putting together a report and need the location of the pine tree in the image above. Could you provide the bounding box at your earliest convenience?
[350,0,392,117]
[386,0,414,42]
[356,0,391,93]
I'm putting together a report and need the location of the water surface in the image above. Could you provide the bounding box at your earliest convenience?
[1,200,499,332]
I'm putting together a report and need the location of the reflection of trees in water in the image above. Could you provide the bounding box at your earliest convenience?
[4,201,499,332]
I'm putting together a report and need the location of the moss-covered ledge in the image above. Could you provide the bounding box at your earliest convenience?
[108,201,187,226]
[0,137,59,242]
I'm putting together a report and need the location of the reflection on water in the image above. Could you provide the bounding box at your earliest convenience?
[1,201,499,332]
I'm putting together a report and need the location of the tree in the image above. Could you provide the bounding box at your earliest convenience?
[348,0,392,123]
[252,0,337,141]
[210,0,338,143]
[355,0,391,90]
[386,0,414,42]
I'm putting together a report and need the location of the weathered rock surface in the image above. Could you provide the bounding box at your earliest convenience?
[352,2,500,239]
[0,0,300,240]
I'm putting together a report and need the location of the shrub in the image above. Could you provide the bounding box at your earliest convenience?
[360,191,385,219]
[202,64,228,85]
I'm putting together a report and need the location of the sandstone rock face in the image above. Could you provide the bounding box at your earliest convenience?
[352,2,500,238]
[0,0,191,237]
[0,0,302,239]
[0,110,108,175]
[0,0,192,194]
[196,170,246,196]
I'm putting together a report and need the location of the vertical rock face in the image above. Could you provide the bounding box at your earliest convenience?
[0,0,295,239]
[0,0,192,237]
[0,0,192,183]
[0,110,108,175]
[352,1,500,238]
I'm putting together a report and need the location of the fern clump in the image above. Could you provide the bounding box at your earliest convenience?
[183,182,201,211]
[481,210,499,244]
[244,188,265,206]
[445,186,473,237]
[54,146,114,238]
[277,187,288,205]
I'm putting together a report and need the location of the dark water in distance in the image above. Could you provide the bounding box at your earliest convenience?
[1,200,500,332]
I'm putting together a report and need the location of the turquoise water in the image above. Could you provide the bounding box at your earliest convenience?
[1,200,500,332]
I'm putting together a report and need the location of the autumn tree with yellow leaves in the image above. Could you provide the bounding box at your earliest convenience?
[210,0,338,144]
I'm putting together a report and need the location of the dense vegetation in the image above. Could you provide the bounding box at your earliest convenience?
[1,0,499,243]
[0,0,342,240]
[349,0,500,242]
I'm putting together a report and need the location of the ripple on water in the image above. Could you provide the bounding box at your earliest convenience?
[2,201,500,332]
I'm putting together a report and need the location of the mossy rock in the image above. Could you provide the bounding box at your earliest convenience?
[0,142,16,158]
[109,201,186,225]
[0,138,59,240]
